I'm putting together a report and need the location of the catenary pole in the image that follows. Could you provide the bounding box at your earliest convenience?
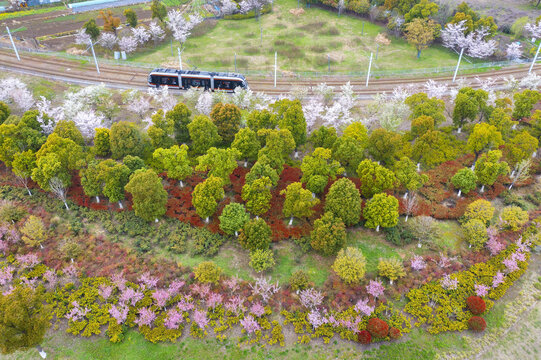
[89,39,100,74]
[366,52,373,87]
[177,47,182,70]
[453,47,464,82]
[6,26,20,61]
[274,51,277,88]
[530,41,541,74]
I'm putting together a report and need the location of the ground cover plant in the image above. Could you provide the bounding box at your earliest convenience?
[0,72,540,358]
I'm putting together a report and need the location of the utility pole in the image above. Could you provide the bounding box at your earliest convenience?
[274,51,277,88]
[453,47,464,82]
[89,39,100,74]
[366,52,373,87]
[6,26,20,61]
[177,47,182,70]
[530,41,541,74]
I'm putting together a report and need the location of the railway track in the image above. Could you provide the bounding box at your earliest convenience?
[0,48,539,96]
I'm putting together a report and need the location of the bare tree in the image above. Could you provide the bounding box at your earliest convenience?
[49,177,69,210]
[509,158,532,190]
[404,192,418,222]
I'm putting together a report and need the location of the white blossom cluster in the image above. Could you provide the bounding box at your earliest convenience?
[441,20,497,59]
[525,21,541,41]
[147,85,177,112]
[0,77,34,112]
[99,32,118,50]
[148,21,166,44]
[74,28,91,45]
[166,10,202,44]
[118,36,138,54]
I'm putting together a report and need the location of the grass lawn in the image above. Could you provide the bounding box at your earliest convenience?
[128,0,463,73]
[346,228,403,273]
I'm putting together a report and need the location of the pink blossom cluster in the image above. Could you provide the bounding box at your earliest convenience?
[502,257,519,273]
[109,304,129,324]
[240,315,261,334]
[164,309,183,329]
[486,237,505,256]
[0,266,14,286]
[410,255,427,271]
[20,276,37,288]
[192,310,209,329]
[366,280,385,299]
[167,280,185,297]
[307,310,327,329]
[138,272,159,290]
[65,301,90,322]
[111,274,127,291]
[441,274,459,290]
[177,297,194,313]
[119,287,144,306]
[474,284,490,297]
[249,277,280,303]
[190,283,211,299]
[354,298,374,316]
[250,302,266,317]
[43,269,58,288]
[299,288,324,309]
[492,272,505,288]
[135,307,156,327]
[340,316,362,332]
[16,253,39,268]
[206,292,223,309]
[224,276,240,293]
[63,264,79,278]
[98,284,113,301]
[152,289,171,308]
[224,295,244,313]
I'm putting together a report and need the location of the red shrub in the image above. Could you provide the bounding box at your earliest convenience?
[468,316,486,332]
[466,296,486,315]
[389,327,401,339]
[357,330,371,344]
[366,317,389,338]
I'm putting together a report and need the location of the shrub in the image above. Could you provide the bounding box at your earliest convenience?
[60,240,82,260]
[0,203,26,223]
[194,261,222,284]
[357,330,371,344]
[384,224,416,246]
[366,318,389,338]
[377,258,406,283]
[499,206,528,231]
[462,219,488,250]
[405,216,440,246]
[324,178,362,226]
[219,203,250,236]
[249,249,275,272]
[466,296,486,315]
[310,212,346,256]
[21,215,46,248]
[468,316,486,332]
[190,229,224,257]
[238,218,271,251]
[389,327,401,339]
[463,199,495,225]
[289,270,311,291]
[332,247,366,285]
[167,233,187,254]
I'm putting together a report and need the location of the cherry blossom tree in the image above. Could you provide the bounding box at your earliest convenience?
[135,307,156,327]
[166,10,202,45]
[249,277,280,303]
[239,0,269,15]
[74,28,91,45]
[99,32,117,50]
[474,284,490,297]
[148,21,166,46]
[73,110,104,140]
[441,20,496,59]
[221,0,238,15]
[127,93,151,119]
[525,21,541,41]
[440,274,458,290]
[354,298,374,316]
[192,309,209,329]
[404,192,418,222]
[164,309,183,329]
[36,96,64,134]
[147,86,177,112]
[118,36,138,54]
[131,26,150,45]
[366,279,385,299]
[195,91,213,115]
[0,77,34,111]
[303,99,324,133]
[410,255,426,270]
[506,42,522,61]
[240,315,261,334]
[424,79,448,99]
[299,288,324,309]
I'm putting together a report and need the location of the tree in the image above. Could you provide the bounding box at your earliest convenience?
[332,136,365,174]
[272,99,307,151]
[124,8,138,27]
[280,182,320,222]
[499,206,528,231]
[99,10,121,35]
[99,159,131,205]
[507,131,538,166]
[404,0,438,22]
[219,203,250,236]
[238,218,272,251]
[153,145,192,187]
[411,115,434,138]
[357,159,397,198]
[310,212,346,256]
[232,128,260,165]
[191,176,224,222]
[242,177,272,217]
[83,19,100,41]
[464,199,495,225]
[12,150,36,196]
[165,102,192,144]
[194,261,222,284]
[404,18,438,58]
[0,286,51,355]
[80,160,103,202]
[393,157,428,193]
[123,155,146,173]
[412,130,458,168]
[451,168,477,195]
[196,147,240,185]
[453,88,489,128]
[244,161,279,187]
[475,150,509,191]
[187,115,221,155]
[209,103,241,145]
[301,147,344,194]
[93,128,110,157]
[310,126,338,149]
[0,102,10,124]
[110,121,145,160]
[332,247,366,284]
[147,110,174,149]
[367,128,410,166]
[125,169,168,222]
[488,107,515,139]
[246,109,277,133]
[363,193,399,231]
[324,178,362,226]
[462,219,487,250]
[166,10,202,45]
[148,21,166,47]
[151,0,167,22]
[377,258,405,284]
[21,215,46,247]
[467,123,503,159]
[53,120,85,146]
[405,93,446,125]
[513,90,541,120]
[257,128,295,170]
[249,249,275,273]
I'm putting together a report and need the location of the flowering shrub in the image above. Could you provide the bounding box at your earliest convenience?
[466,296,486,315]
[468,316,486,332]
[366,318,389,338]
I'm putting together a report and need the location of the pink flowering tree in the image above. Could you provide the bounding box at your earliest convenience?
[441,274,459,290]
[192,309,209,329]
[299,288,324,309]
[109,304,129,324]
[135,307,156,327]
[354,298,374,316]
[164,309,184,329]
[250,302,266,317]
[366,279,385,299]
[410,255,427,271]
[240,315,261,334]
[474,284,490,297]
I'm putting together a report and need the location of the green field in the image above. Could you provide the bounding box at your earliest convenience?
[129,0,463,74]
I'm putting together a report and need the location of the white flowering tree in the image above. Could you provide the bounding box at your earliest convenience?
[221,0,238,15]
[148,21,166,47]
[74,28,91,45]
[166,10,202,45]
[441,20,496,59]
[118,36,138,54]
[126,91,151,119]
[525,21,541,42]
[99,32,118,50]
[131,26,151,45]
[322,102,353,129]
[239,0,269,16]
[424,79,448,99]
[0,77,34,112]
[147,86,177,112]
[303,99,324,133]
[73,110,104,140]
[195,91,213,115]
[36,96,64,134]
[366,93,410,132]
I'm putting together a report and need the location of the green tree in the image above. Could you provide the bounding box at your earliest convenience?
[363,193,399,231]
[238,218,272,251]
[507,131,538,166]
[453,88,489,128]
[124,8,137,27]
[475,150,509,191]
[331,136,365,174]
[124,169,168,222]
[462,219,488,250]
[0,118,45,168]
[231,128,260,165]
[196,147,240,185]
[246,109,277,133]
[404,18,439,58]
[210,103,241,145]
[332,247,366,284]
[488,107,515,138]
[343,122,369,145]
[280,182,320,222]
[324,178,362,226]
[53,120,85,145]
[99,159,131,205]
[110,121,145,159]
[513,90,541,120]
[12,150,36,196]
[187,115,221,155]
[367,128,410,166]
[219,203,250,236]
[412,130,458,168]
[166,102,192,144]
[21,215,46,248]
[93,128,110,157]
[310,126,338,149]
[147,110,174,149]
[153,145,193,187]
[405,93,446,125]
[83,19,100,41]
[193,261,222,284]
[499,206,529,231]
[271,99,307,149]
[410,115,434,138]
[310,212,346,256]
[242,176,272,216]
[80,160,103,202]
[357,159,397,198]
[249,249,275,273]
[257,128,296,170]
[301,147,344,194]
[244,161,279,187]
[123,155,146,173]
[150,0,167,22]
[463,199,494,225]
[467,123,503,159]
[0,286,51,355]
[191,176,224,221]
[404,0,439,22]
[0,102,10,124]
[377,258,406,284]
[451,168,477,195]
[393,157,428,193]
